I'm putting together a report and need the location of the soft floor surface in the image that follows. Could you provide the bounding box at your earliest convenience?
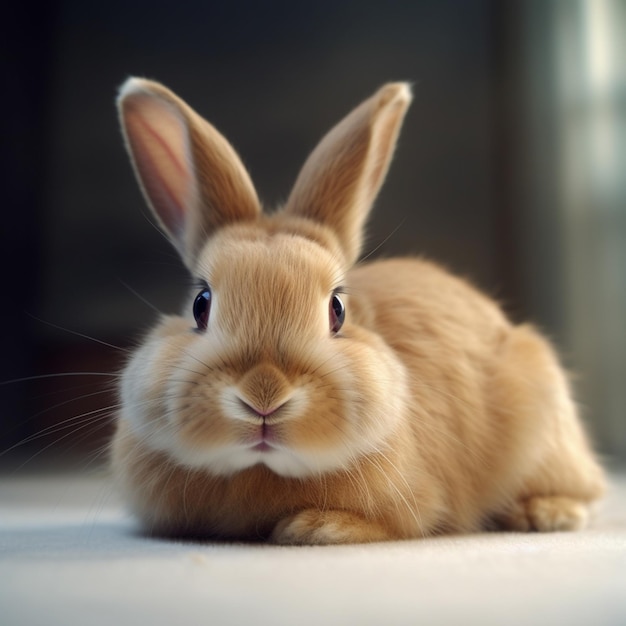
[1,470,625,626]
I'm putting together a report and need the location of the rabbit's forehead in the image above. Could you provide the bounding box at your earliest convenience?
[197,233,343,298]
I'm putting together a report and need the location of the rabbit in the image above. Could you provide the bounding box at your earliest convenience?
[111,77,605,544]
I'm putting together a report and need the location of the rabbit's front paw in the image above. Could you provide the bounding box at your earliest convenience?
[271,509,390,545]
[499,496,589,532]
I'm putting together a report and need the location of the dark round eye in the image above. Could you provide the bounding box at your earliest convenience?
[329,293,345,334]
[193,287,212,331]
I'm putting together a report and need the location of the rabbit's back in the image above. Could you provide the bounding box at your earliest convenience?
[348,257,604,532]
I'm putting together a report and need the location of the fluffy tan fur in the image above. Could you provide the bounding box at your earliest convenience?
[112,78,605,544]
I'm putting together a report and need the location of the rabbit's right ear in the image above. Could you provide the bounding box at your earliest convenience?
[284,83,411,267]
[117,78,261,267]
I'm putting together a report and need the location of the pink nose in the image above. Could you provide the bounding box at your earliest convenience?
[237,363,291,416]
[238,399,284,418]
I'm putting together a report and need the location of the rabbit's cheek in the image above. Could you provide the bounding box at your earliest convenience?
[119,333,196,451]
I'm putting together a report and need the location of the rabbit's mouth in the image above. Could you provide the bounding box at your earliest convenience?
[251,441,273,452]
[248,422,281,452]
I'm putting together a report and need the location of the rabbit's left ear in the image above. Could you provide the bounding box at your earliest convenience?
[283,83,412,266]
[117,78,261,267]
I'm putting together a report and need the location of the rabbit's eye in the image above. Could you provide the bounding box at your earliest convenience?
[330,293,345,334]
[193,287,212,331]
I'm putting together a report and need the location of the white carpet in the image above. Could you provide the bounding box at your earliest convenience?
[1,469,625,626]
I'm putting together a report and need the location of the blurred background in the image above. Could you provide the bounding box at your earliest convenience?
[2,0,624,470]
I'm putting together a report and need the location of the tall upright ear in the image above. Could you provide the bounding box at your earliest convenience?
[284,83,412,266]
[117,78,261,267]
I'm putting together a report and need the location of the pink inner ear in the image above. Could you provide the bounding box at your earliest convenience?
[123,96,194,241]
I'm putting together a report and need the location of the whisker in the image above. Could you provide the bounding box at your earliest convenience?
[365,447,424,535]
[1,387,116,444]
[7,411,114,474]
[25,313,130,353]
[0,372,119,386]
[358,218,407,264]
[119,280,163,315]
[24,387,114,420]
[0,405,118,458]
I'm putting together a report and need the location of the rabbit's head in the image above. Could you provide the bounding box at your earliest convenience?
[117,78,412,478]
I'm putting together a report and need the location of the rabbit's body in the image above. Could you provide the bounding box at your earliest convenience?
[112,79,604,544]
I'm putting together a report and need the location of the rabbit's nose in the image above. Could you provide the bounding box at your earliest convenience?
[237,363,292,417]
[236,397,286,420]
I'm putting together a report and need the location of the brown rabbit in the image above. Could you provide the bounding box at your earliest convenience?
[112,78,605,544]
